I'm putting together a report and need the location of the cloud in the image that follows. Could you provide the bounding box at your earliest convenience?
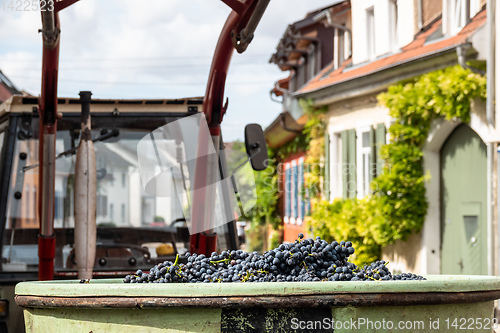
[1,0,336,140]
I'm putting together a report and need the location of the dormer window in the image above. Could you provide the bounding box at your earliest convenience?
[452,0,469,32]
[334,27,346,68]
[389,0,399,51]
[444,0,482,35]
[366,7,375,60]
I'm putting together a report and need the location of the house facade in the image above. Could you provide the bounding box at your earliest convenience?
[266,1,352,243]
[266,0,495,275]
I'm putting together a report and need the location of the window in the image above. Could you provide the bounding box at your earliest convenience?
[97,195,108,216]
[307,44,316,79]
[360,131,372,197]
[110,203,114,219]
[448,0,473,34]
[122,173,126,187]
[356,128,375,199]
[33,186,37,223]
[366,7,375,59]
[283,158,310,224]
[54,190,63,220]
[285,164,291,223]
[389,0,398,51]
[0,131,4,170]
[336,28,345,67]
[453,0,465,32]
[336,125,386,200]
[25,185,30,221]
[341,129,357,198]
[292,162,298,223]
[328,133,343,199]
[298,158,305,225]
[121,204,125,222]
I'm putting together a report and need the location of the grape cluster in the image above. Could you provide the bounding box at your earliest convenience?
[123,234,425,284]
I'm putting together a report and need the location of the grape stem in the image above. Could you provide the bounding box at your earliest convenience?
[210,258,231,265]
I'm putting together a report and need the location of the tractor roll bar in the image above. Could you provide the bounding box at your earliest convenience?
[38,0,80,281]
[190,0,269,255]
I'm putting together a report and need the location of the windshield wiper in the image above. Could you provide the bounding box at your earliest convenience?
[23,129,120,172]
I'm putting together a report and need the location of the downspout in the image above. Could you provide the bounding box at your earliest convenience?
[270,81,289,104]
[457,43,486,75]
[487,0,496,127]
[486,0,498,278]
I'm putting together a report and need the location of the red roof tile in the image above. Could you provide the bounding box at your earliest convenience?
[298,9,487,95]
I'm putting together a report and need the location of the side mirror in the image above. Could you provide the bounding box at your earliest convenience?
[244,123,268,171]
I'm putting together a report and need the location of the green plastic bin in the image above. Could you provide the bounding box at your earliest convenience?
[15,275,500,332]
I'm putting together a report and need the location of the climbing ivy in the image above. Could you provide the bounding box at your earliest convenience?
[306,65,487,265]
[300,99,328,198]
[245,146,281,252]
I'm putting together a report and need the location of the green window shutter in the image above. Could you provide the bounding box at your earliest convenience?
[375,123,387,176]
[341,130,348,198]
[324,131,330,201]
[347,129,357,198]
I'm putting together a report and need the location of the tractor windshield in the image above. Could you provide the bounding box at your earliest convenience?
[1,114,235,278]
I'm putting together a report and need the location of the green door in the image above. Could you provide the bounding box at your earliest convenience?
[440,124,487,275]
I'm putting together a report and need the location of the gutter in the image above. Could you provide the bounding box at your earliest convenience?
[264,111,304,148]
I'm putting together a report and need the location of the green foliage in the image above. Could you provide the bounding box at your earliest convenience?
[245,148,281,230]
[224,141,280,251]
[372,65,486,243]
[269,227,282,250]
[275,135,308,160]
[307,198,380,266]
[246,221,265,253]
[306,65,486,259]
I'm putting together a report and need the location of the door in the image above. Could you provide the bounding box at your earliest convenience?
[440,124,487,275]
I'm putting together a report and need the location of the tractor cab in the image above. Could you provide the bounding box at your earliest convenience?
[0,95,240,282]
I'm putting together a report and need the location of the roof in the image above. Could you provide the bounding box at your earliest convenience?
[269,0,350,71]
[295,1,346,30]
[297,8,487,95]
[0,95,203,117]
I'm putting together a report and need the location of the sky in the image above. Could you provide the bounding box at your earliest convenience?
[0,0,335,141]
